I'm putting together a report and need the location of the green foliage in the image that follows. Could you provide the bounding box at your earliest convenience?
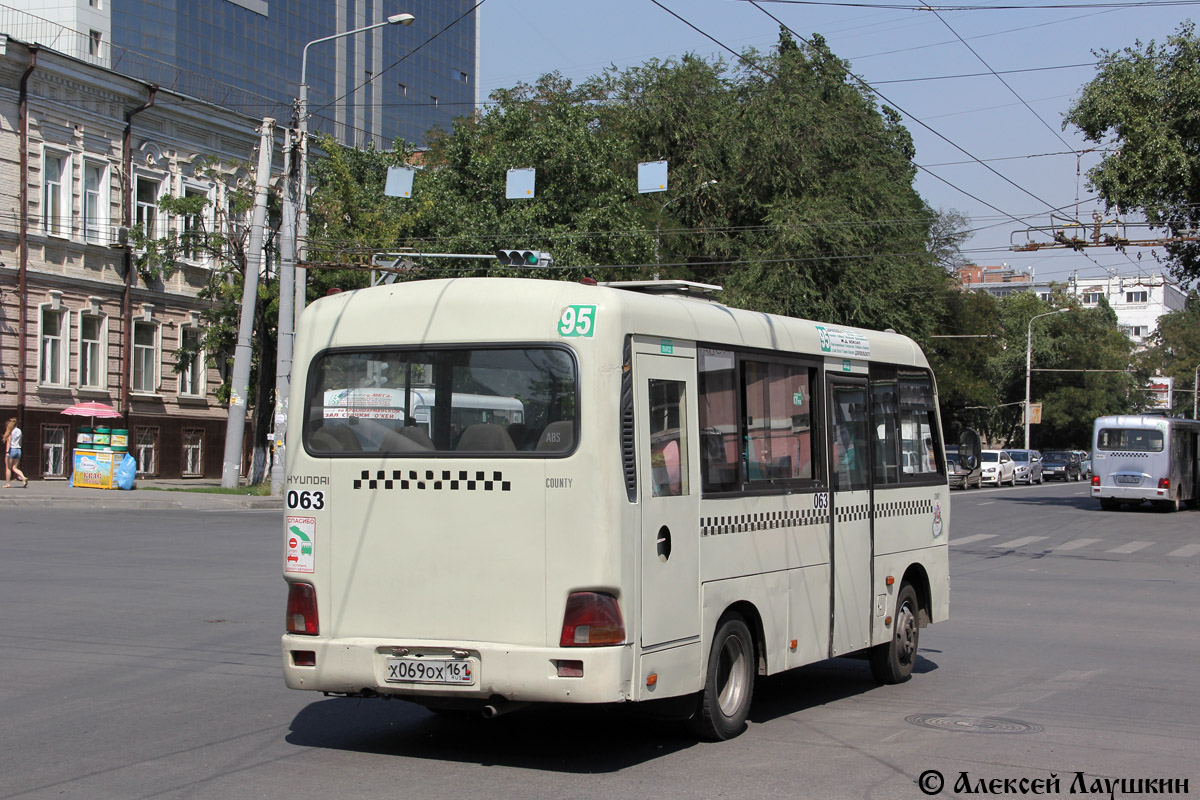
[306,31,953,337]
[1140,291,1200,416]
[1065,22,1200,282]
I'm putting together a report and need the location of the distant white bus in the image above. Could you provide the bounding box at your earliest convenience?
[1091,414,1200,511]
[282,278,950,740]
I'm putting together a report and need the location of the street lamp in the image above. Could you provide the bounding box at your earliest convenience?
[270,12,416,495]
[655,179,717,268]
[1193,363,1199,419]
[1025,308,1071,449]
[294,11,416,319]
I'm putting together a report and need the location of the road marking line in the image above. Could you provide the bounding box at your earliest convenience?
[951,534,998,546]
[992,536,1048,548]
[1107,540,1153,554]
[1051,538,1100,551]
[1166,543,1200,558]
[977,501,995,506]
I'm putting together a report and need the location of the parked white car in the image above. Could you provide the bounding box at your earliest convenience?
[981,449,1016,486]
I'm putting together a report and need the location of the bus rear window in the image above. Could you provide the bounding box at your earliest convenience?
[1096,428,1163,452]
[305,347,577,456]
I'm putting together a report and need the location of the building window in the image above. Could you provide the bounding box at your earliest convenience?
[43,152,68,237]
[1125,290,1148,304]
[180,186,209,261]
[431,95,438,107]
[79,314,106,388]
[1081,292,1103,304]
[398,82,406,96]
[39,306,69,386]
[182,428,204,477]
[135,176,160,240]
[179,327,204,396]
[132,321,158,393]
[42,425,68,478]
[83,162,107,244]
[457,70,470,83]
[88,30,102,56]
[135,427,158,476]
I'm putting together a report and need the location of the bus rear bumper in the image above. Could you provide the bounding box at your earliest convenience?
[282,636,635,704]
[1091,485,1164,502]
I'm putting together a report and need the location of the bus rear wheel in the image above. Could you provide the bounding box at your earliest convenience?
[688,613,755,741]
[870,584,919,685]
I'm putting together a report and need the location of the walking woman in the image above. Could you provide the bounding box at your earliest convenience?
[4,417,28,488]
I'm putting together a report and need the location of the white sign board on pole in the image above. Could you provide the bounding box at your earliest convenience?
[506,168,536,199]
[638,160,668,193]
[385,166,415,198]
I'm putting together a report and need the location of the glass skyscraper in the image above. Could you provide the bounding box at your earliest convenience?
[12,0,479,148]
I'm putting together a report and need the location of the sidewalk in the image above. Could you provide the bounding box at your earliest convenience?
[0,477,282,511]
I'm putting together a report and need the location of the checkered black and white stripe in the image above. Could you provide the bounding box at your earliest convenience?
[352,468,512,492]
[1107,452,1151,458]
[875,499,935,519]
[835,503,870,524]
[701,509,829,537]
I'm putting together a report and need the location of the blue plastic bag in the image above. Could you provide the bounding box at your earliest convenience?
[116,453,137,491]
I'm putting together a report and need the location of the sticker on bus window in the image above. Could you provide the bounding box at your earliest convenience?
[558,305,597,338]
[285,516,316,574]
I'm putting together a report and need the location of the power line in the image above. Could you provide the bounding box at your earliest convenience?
[739,0,1200,9]
[307,0,488,124]
[742,0,1064,223]
[930,9,1080,154]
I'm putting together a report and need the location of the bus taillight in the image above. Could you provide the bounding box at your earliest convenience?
[560,592,625,646]
[1091,475,1100,486]
[1159,478,1171,490]
[287,582,319,635]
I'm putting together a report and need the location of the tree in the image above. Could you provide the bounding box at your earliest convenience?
[1141,292,1200,416]
[306,31,953,340]
[1065,22,1200,284]
[131,158,278,485]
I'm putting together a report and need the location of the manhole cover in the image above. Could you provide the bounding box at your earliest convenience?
[905,714,1043,734]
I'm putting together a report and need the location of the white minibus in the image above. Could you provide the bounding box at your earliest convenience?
[282,277,950,740]
[1091,414,1200,511]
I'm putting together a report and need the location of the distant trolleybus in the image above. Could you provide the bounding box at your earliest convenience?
[281,277,951,740]
[1091,414,1200,512]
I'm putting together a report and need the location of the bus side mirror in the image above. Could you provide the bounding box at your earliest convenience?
[958,428,982,470]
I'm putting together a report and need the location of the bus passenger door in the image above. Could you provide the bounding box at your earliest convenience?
[827,377,873,656]
[636,352,701,650]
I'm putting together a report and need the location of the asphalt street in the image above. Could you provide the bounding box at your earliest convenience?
[1,482,1196,800]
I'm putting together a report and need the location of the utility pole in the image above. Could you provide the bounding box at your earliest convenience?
[221,117,275,489]
[271,128,296,497]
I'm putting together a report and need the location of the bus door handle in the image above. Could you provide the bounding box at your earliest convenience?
[656,525,672,562]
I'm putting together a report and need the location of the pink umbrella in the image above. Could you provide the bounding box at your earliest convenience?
[60,402,123,426]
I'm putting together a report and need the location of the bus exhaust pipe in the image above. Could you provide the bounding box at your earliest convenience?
[482,701,527,719]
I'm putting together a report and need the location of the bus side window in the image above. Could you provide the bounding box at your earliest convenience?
[649,379,688,497]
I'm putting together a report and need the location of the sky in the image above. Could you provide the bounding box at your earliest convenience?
[474,0,1197,288]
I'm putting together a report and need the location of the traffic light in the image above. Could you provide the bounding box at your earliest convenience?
[495,249,553,267]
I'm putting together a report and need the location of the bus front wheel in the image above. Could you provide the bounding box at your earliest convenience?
[870,584,920,685]
[688,613,755,741]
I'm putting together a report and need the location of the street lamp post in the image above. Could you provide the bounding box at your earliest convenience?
[268,12,415,495]
[294,11,415,322]
[1025,308,1070,449]
[1193,363,1199,420]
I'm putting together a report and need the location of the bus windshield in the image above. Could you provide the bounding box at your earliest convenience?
[305,347,577,455]
[1097,428,1163,452]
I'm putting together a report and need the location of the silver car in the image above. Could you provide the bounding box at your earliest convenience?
[1009,449,1044,485]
